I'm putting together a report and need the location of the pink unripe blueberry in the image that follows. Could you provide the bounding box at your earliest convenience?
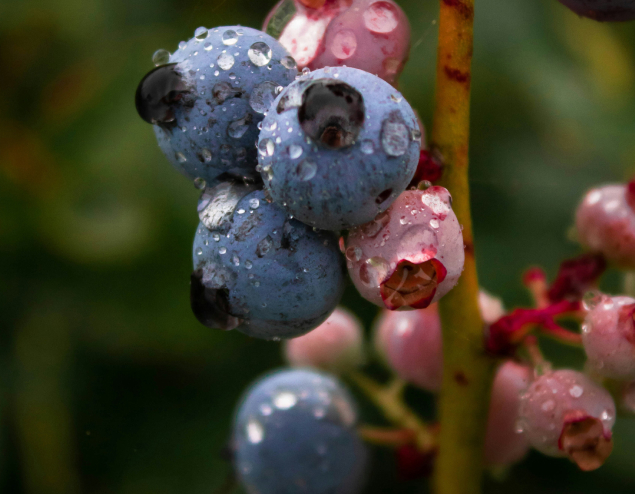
[346,187,465,311]
[283,307,364,372]
[484,361,532,467]
[518,369,616,471]
[582,294,635,380]
[372,304,442,391]
[575,183,635,268]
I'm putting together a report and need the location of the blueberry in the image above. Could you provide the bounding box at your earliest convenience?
[233,368,369,494]
[258,66,420,230]
[191,183,345,339]
[136,26,298,187]
[557,0,635,21]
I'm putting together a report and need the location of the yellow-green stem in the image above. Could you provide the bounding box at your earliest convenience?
[431,1,496,494]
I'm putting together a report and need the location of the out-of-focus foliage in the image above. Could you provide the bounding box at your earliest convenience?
[0,0,634,493]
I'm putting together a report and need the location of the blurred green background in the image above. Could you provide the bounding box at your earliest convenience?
[1,0,634,492]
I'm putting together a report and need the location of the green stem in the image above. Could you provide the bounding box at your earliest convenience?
[430,1,496,494]
[347,372,436,451]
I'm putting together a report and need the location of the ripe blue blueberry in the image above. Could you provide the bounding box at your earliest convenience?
[257,66,421,230]
[135,26,298,187]
[233,368,368,494]
[191,183,345,339]
[557,0,635,21]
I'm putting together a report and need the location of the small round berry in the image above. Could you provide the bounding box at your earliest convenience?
[192,184,345,339]
[479,289,505,325]
[264,0,410,85]
[346,187,464,310]
[283,307,365,372]
[518,369,615,471]
[484,361,532,466]
[233,368,369,494]
[372,304,442,391]
[575,183,635,268]
[557,0,635,21]
[258,66,420,230]
[582,294,635,379]
[136,26,297,186]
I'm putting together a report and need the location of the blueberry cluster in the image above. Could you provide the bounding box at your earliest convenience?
[135,23,464,343]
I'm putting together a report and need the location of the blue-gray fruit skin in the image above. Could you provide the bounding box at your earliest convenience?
[258,66,420,231]
[149,26,297,186]
[192,188,345,339]
[233,368,369,494]
[557,0,635,21]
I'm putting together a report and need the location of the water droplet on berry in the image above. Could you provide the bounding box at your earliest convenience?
[390,94,403,103]
[200,148,212,162]
[582,290,603,311]
[222,30,239,45]
[244,260,253,269]
[430,219,439,229]
[228,114,251,139]
[217,53,235,70]
[541,400,555,412]
[569,385,584,398]
[248,42,273,66]
[176,152,187,162]
[281,55,297,70]
[330,30,357,59]
[232,255,240,266]
[363,1,399,33]
[361,140,375,154]
[345,246,362,262]
[359,257,390,287]
[135,64,188,124]
[219,247,227,254]
[212,233,221,242]
[258,138,275,157]
[288,144,303,159]
[296,159,317,181]
[194,26,208,40]
[196,247,203,256]
[249,198,260,210]
[179,41,187,50]
[381,117,410,156]
[250,81,278,114]
[256,236,273,257]
[152,49,170,66]
[194,177,207,190]
[204,41,213,51]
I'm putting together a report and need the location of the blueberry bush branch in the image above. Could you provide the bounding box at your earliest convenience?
[431,2,497,494]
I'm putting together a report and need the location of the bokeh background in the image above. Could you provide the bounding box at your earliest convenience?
[1,0,634,492]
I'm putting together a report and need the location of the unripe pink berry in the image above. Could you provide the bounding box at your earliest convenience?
[479,289,505,325]
[484,361,532,466]
[283,307,364,372]
[372,304,442,391]
[582,294,635,380]
[346,187,465,311]
[518,369,615,471]
[575,184,635,268]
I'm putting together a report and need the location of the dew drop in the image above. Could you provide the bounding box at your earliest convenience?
[217,53,235,70]
[196,247,203,256]
[152,49,170,66]
[244,260,253,269]
[194,26,208,40]
[569,385,584,398]
[249,198,260,209]
[248,42,272,67]
[582,290,603,311]
[281,55,297,70]
[249,81,278,114]
[200,148,212,162]
[363,1,399,34]
[360,139,375,155]
[429,219,439,229]
[381,118,410,156]
[232,255,240,266]
[212,233,221,242]
[222,30,238,45]
[296,159,317,181]
[176,152,187,163]
[288,144,303,159]
[194,177,207,190]
[330,29,357,59]
[204,41,213,51]
[219,247,227,255]
[258,138,275,157]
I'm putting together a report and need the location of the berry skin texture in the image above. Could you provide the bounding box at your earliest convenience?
[233,368,369,494]
[575,184,635,268]
[557,0,635,21]
[264,0,410,85]
[582,294,635,379]
[345,187,464,310]
[484,361,532,467]
[258,66,421,230]
[191,185,345,339]
[136,26,297,186]
[372,304,443,391]
[518,369,616,471]
[283,306,365,372]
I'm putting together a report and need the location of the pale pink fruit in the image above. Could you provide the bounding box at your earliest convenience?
[372,304,442,391]
[582,294,635,380]
[575,183,635,268]
[518,369,615,471]
[283,306,364,372]
[345,187,464,311]
[484,361,532,466]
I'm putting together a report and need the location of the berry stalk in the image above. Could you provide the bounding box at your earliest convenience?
[430,2,496,494]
